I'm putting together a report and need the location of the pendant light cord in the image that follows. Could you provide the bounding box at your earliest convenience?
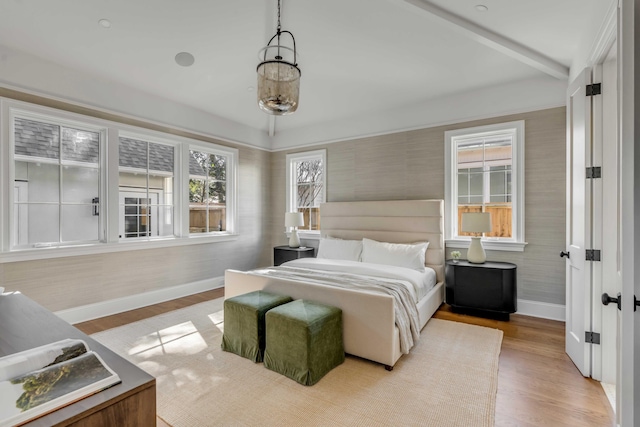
[276,0,282,59]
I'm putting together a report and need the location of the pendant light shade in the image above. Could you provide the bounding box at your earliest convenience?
[257,0,300,116]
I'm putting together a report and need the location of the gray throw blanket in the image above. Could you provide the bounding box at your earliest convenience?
[260,266,420,354]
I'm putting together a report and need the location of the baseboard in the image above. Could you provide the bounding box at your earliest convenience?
[55,276,224,325]
[516,299,565,321]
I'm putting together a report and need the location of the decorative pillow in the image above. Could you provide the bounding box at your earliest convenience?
[316,237,363,261]
[361,238,429,271]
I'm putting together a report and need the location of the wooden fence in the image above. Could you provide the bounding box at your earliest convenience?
[189,204,226,233]
[458,205,512,238]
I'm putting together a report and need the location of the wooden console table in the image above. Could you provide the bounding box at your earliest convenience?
[0,292,156,427]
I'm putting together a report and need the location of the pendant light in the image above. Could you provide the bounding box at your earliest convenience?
[257,0,301,115]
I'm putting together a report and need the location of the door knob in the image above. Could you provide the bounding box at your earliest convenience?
[602,292,622,311]
[560,251,570,258]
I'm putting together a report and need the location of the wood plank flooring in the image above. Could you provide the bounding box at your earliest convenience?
[75,291,615,427]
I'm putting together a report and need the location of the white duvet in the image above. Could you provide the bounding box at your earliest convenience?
[280,258,436,303]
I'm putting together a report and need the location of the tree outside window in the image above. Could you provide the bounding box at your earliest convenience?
[286,150,326,232]
[189,150,227,233]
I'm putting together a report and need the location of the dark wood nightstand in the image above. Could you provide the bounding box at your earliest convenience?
[273,246,315,266]
[445,259,517,319]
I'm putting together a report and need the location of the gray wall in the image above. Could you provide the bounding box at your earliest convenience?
[271,107,566,305]
[0,90,273,312]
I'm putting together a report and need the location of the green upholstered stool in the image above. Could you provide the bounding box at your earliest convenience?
[221,290,293,362]
[264,299,345,386]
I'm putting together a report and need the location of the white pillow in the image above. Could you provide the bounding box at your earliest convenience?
[317,237,363,261]
[361,238,429,271]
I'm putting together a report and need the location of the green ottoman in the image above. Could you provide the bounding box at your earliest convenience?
[221,290,293,362]
[264,299,345,386]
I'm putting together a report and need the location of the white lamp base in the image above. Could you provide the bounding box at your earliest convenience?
[467,237,486,263]
[289,229,301,248]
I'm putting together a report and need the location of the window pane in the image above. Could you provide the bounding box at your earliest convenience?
[209,155,226,180]
[287,152,324,233]
[189,206,206,234]
[149,142,174,173]
[119,137,148,170]
[469,172,483,196]
[296,160,322,184]
[157,206,174,236]
[62,127,99,164]
[14,118,60,160]
[490,171,505,197]
[62,166,99,203]
[189,178,206,203]
[457,172,469,196]
[24,163,60,203]
[297,183,312,207]
[26,204,59,245]
[189,149,227,234]
[61,205,99,242]
[208,181,226,204]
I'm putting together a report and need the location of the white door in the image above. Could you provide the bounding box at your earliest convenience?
[593,44,619,395]
[618,0,638,423]
[118,190,160,239]
[565,68,592,377]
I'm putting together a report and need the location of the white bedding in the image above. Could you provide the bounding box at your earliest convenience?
[252,260,421,354]
[279,258,436,303]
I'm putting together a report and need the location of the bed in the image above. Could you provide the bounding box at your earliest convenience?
[224,199,445,369]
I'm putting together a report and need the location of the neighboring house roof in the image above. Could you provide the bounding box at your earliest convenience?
[14,117,206,175]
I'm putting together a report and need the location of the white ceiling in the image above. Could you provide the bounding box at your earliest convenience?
[0,0,614,149]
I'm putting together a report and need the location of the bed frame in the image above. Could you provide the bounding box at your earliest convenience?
[224,199,445,369]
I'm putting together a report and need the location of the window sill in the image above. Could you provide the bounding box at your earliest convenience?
[0,233,239,263]
[445,239,527,252]
[285,231,321,240]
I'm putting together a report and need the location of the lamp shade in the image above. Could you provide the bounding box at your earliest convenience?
[461,212,492,233]
[257,61,300,115]
[285,212,304,227]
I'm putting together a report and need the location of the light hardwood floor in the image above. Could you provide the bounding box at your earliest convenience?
[76,291,615,427]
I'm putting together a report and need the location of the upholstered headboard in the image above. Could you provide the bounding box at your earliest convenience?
[320,200,445,283]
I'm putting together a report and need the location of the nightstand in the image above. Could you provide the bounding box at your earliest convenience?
[273,246,315,266]
[445,260,517,319]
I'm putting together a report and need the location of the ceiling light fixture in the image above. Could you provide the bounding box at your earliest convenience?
[256,0,300,115]
[475,4,489,12]
[98,19,111,28]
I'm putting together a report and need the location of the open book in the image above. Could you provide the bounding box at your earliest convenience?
[0,339,121,427]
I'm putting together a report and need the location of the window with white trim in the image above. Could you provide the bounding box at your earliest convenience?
[445,121,526,251]
[118,136,176,240]
[188,148,230,234]
[12,115,105,249]
[286,150,326,233]
[2,99,239,259]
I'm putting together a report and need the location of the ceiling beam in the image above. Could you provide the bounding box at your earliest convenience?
[268,115,276,137]
[402,0,569,80]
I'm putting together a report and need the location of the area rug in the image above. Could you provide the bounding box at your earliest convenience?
[91,298,503,426]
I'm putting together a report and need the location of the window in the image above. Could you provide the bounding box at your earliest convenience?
[118,136,175,240]
[188,149,229,234]
[2,99,239,260]
[12,115,105,248]
[286,150,326,233]
[445,121,525,251]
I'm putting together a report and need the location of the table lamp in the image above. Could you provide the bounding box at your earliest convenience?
[461,212,492,263]
[285,212,304,248]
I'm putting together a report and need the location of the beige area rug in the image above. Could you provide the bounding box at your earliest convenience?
[92,298,503,427]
